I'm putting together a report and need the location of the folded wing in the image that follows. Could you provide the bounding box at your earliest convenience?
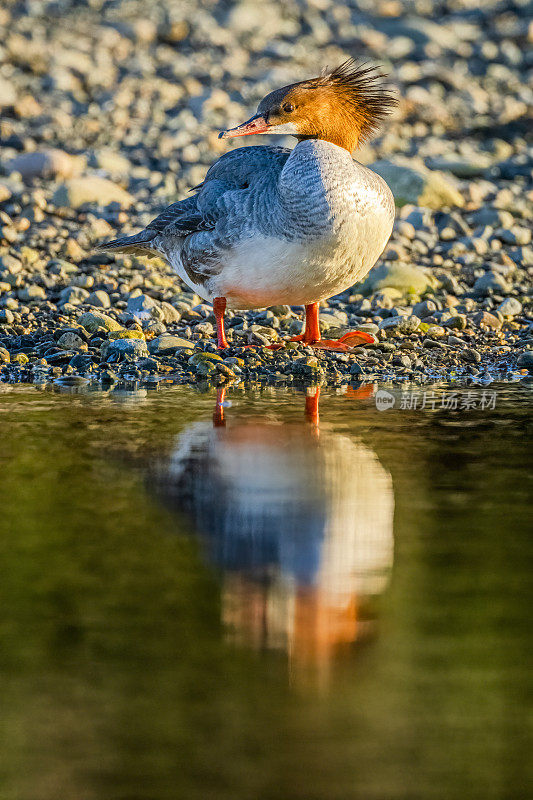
[96,146,290,258]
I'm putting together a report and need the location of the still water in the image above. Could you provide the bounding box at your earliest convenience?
[0,382,531,800]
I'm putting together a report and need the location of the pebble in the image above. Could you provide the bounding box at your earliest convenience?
[425,325,446,338]
[60,286,90,304]
[57,332,85,350]
[358,262,436,295]
[108,330,145,340]
[461,348,482,364]
[0,77,16,109]
[53,177,134,209]
[18,285,46,301]
[78,311,122,333]
[103,338,149,358]
[497,297,522,317]
[149,335,195,355]
[371,161,464,209]
[444,314,467,330]
[87,290,111,308]
[471,311,503,331]
[0,309,15,324]
[412,300,437,319]
[7,150,85,181]
[447,336,464,347]
[127,293,163,320]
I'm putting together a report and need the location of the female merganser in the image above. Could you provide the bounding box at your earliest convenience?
[99,60,396,351]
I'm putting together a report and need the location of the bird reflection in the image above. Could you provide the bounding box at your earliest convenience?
[151,388,394,683]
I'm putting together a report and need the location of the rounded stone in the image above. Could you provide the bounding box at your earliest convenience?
[103,338,149,358]
[78,311,122,333]
[497,297,522,318]
[57,332,85,350]
[87,290,111,308]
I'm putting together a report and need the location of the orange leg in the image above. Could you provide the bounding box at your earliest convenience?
[213,296,229,349]
[290,303,375,351]
[290,303,321,345]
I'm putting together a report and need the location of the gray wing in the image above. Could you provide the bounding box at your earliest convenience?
[99,146,290,261]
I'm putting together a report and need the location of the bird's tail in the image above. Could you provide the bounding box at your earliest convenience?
[95,228,160,257]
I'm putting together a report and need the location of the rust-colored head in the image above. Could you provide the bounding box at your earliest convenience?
[219,60,396,153]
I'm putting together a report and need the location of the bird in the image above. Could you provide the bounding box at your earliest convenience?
[98,59,397,352]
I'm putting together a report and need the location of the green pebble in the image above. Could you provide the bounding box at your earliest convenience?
[188,352,223,367]
[108,330,145,340]
[195,360,218,376]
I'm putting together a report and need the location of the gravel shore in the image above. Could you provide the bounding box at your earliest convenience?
[0,0,532,390]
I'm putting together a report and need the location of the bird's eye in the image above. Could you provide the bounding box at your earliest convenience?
[282,102,294,113]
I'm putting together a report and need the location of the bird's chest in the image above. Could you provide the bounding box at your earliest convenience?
[289,175,393,279]
[283,150,393,260]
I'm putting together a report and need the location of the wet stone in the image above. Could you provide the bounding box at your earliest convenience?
[12,353,29,364]
[54,375,89,387]
[461,348,482,364]
[69,353,93,370]
[188,352,223,367]
[100,369,118,384]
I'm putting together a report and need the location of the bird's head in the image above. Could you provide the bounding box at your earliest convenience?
[219,60,396,153]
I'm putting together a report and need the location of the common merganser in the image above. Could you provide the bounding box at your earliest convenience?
[99,60,396,351]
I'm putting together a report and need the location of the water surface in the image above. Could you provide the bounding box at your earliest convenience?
[0,382,531,800]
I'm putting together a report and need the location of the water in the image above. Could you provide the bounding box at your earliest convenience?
[0,382,531,800]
